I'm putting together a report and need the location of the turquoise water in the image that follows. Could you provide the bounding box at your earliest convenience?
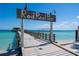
[0,30,17,51]
[28,30,75,42]
[53,30,75,42]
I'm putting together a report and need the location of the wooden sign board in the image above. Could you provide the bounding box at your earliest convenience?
[16,8,56,22]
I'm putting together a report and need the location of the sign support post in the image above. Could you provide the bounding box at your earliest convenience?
[49,21,53,43]
[21,18,24,47]
[49,11,56,43]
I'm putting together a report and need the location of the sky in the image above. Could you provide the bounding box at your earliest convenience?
[0,3,79,30]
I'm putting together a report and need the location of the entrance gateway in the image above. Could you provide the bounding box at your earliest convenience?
[16,4,56,47]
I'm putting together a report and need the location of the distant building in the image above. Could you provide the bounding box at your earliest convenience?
[12,27,21,31]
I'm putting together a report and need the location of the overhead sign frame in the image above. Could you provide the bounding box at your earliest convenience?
[16,7,56,47]
[16,8,56,22]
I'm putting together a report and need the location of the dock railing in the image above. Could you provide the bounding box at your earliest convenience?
[24,30,56,43]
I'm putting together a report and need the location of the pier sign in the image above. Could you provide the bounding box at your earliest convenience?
[17,8,56,22]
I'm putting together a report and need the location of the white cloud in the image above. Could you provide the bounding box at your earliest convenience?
[36,21,78,30]
[54,21,78,30]
[76,16,79,19]
[36,24,50,30]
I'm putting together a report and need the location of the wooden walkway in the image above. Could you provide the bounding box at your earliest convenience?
[22,44,75,56]
[18,31,76,56]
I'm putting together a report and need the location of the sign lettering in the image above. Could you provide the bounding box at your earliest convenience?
[16,8,56,22]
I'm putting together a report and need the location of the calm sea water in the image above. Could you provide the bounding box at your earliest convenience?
[28,30,75,42]
[0,30,75,50]
[0,30,17,51]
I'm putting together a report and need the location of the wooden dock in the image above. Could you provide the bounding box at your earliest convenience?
[18,31,77,56]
